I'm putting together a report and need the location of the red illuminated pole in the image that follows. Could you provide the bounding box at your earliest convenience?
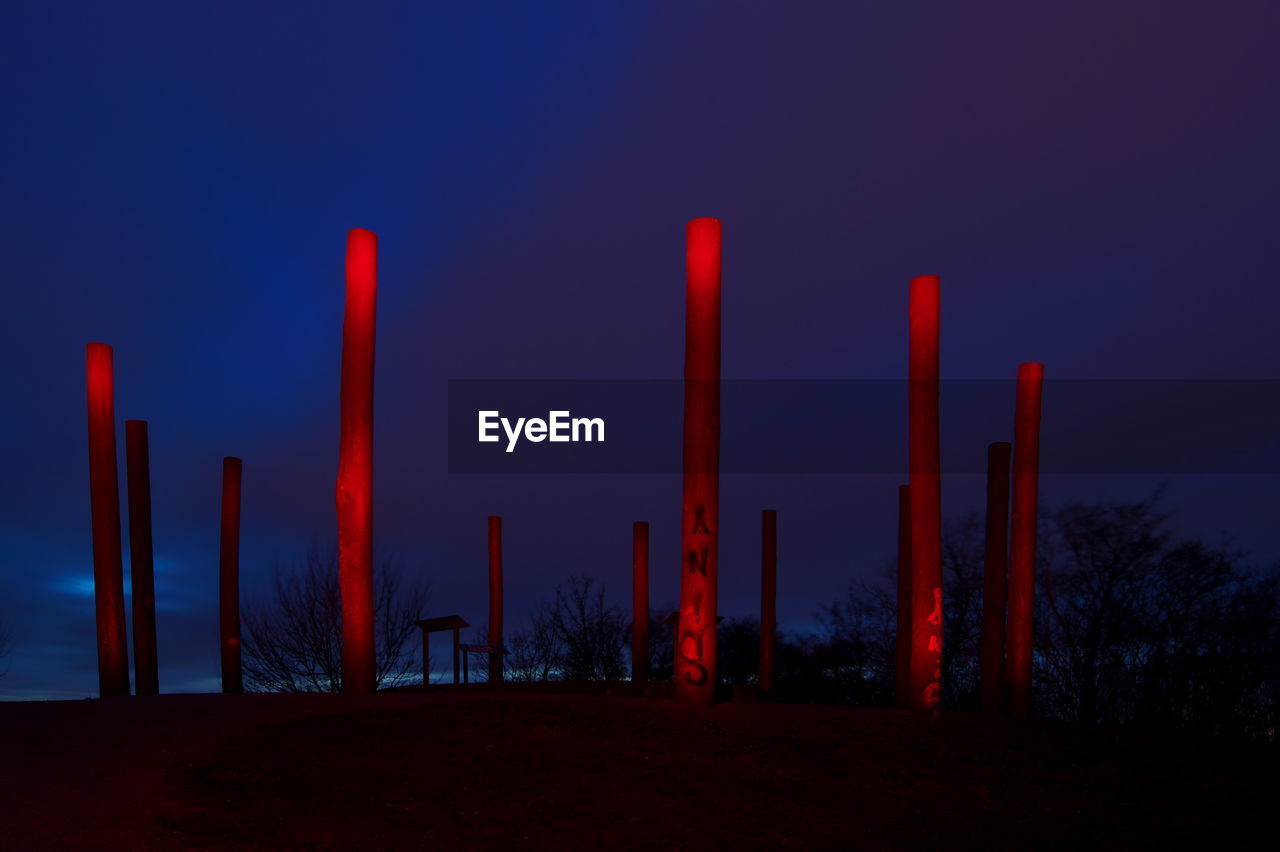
[979,441,1011,715]
[632,521,650,682]
[908,275,943,716]
[1007,363,1044,719]
[676,217,721,707]
[760,510,777,694]
[125,420,158,695]
[894,484,912,709]
[85,343,130,698]
[219,457,243,694]
[337,228,378,694]
[487,515,504,683]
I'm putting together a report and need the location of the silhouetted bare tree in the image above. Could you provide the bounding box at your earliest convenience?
[549,575,627,681]
[811,493,1280,739]
[939,514,985,709]
[637,605,675,682]
[499,575,628,682]
[506,602,560,682]
[814,579,895,705]
[716,616,761,686]
[1036,496,1280,737]
[241,546,429,692]
[648,614,675,681]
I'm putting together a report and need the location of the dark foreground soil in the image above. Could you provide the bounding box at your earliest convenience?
[1,685,1274,849]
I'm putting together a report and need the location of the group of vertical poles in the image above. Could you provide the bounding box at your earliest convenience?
[83,221,761,703]
[87,222,1040,712]
[975,366,1044,718]
[897,274,1045,719]
[221,227,383,696]
[86,346,163,697]
[86,346,165,698]
[632,507,777,694]
[675,217,722,706]
[86,228,387,699]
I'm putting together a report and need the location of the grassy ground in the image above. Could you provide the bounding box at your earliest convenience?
[1,685,1274,849]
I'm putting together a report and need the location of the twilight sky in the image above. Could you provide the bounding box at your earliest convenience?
[2,1,1279,698]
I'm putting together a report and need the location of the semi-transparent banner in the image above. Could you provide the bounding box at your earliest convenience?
[446,380,1279,474]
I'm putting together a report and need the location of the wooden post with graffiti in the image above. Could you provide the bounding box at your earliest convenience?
[908,275,943,716]
[1007,363,1044,719]
[675,217,722,706]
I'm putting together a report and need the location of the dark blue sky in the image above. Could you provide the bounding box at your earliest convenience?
[2,1,1279,698]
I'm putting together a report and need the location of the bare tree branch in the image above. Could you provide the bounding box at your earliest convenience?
[242,545,429,692]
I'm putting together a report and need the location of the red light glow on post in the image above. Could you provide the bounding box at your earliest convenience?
[85,342,130,698]
[488,515,504,683]
[125,420,159,695]
[676,216,722,707]
[895,484,912,709]
[1007,362,1044,719]
[219,457,243,694]
[908,275,943,716]
[337,228,378,694]
[632,521,650,682]
[760,509,778,694]
[979,441,1011,715]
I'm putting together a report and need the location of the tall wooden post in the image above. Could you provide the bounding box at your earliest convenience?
[85,343,130,698]
[894,484,912,709]
[632,521,650,682]
[676,217,722,706]
[421,628,430,686]
[219,457,243,694]
[452,627,461,684]
[487,515,503,683]
[908,275,943,716]
[125,420,158,695]
[1007,363,1044,719]
[760,509,778,694]
[337,227,378,694]
[979,441,1011,714]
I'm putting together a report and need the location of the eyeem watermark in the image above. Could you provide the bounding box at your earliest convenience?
[478,410,606,452]
[452,379,1280,474]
